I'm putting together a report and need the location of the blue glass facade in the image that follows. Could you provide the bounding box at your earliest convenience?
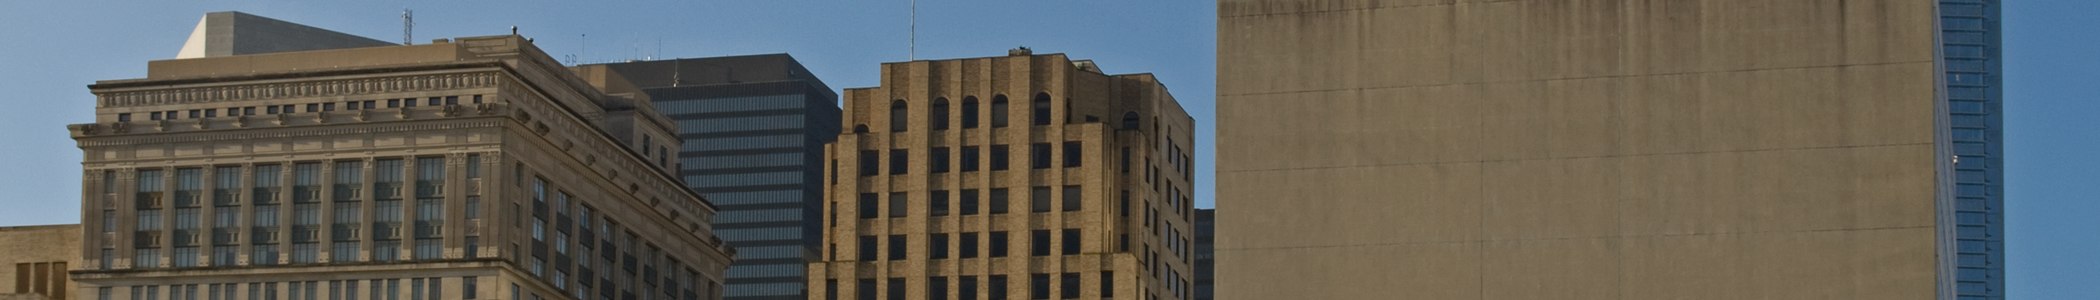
[601,55,841,300]
[1940,1,2002,299]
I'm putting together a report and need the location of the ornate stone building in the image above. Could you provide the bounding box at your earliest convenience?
[808,50,1200,300]
[68,33,733,300]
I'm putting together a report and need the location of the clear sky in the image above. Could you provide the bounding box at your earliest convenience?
[0,0,2092,297]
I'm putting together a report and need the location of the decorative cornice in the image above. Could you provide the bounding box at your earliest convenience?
[95,71,503,108]
[71,117,507,147]
[70,102,512,144]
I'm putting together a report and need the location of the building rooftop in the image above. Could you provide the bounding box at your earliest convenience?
[175,11,395,59]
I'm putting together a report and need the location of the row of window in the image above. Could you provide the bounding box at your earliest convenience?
[515,173,720,300]
[827,272,1116,300]
[853,186,1082,220]
[856,142,1082,177]
[104,156,485,270]
[98,277,469,300]
[853,228,1086,262]
[119,95,484,122]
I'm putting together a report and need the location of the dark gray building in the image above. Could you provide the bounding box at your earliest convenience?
[1194,209,1213,300]
[597,55,841,300]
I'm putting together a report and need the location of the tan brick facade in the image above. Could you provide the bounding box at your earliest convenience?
[809,52,1199,300]
[1218,0,1953,299]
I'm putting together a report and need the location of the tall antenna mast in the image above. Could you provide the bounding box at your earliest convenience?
[401,9,414,45]
[909,0,917,60]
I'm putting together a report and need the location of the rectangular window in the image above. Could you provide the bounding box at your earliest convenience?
[1118,190,1130,218]
[929,276,949,300]
[1100,272,1112,298]
[960,276,978,300]
[1030,274,1049,300]
[930,190,950,217]
[859,150,880,177]
[960,232,979,258]
[1062,229,1080,255]
[888,235,907,260]
[464,277,478,299]
[858,236,878,261]
[989,145,1009,171]
[1030,187,1051,213]
[1063,142,1081,168]
[1030,143,1052,169]
[988,276,1007,300]
[1060,273,1078,299]
[825,280,838,300]
[988,189,1009,214]
[960,189,980,216]
[989,232,1009,258]
[889,149,909,175]
[1031,230,1051,257]
[931,147,951,173]
[858,280,877,300]
[859,193,879,219]
[889,192,908,218]
[888,278,906,300]
[1062,186,1081,212]
[960,146,980,172]
[930,233,949,259]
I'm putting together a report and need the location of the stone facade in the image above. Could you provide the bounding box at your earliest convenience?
[808,52,1200,300]
[1217,0,1953,299]
[0,225,82,300]
[70,33,732,300]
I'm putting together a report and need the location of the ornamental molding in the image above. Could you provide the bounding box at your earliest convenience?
[73,118,506,147]
[96,71,503,108]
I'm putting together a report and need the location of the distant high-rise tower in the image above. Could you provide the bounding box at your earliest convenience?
[1940,1,2004,298]
[591,55,843,300]
[68,13,733,299]
[808,52,1200,300]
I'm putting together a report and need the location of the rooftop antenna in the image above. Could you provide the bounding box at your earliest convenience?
[401,9,413,45]
[909,0,916,60]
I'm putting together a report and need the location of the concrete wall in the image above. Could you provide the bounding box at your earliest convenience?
[1216,0,1947,299]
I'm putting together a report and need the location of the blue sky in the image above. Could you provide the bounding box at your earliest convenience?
[1,0,2093,297]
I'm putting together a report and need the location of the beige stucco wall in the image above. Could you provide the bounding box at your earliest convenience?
[1217,0,1946,299]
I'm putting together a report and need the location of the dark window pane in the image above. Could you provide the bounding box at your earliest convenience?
[859,194,879,219]
[932,147,951,173]
[1063,142,1081,168]
[1062,186,1081,212]
[859,151,880,176]
[961,147,980,172]
[1031,230,1050,256]
[858,236,877,261]
[990,232,1009,257]
[1031,187,1052,213]
[890,192,908,218]
[991,96,1009,128]
[990,145,1010,171]
[961,189,981,215]
[989,189,1010,214]
[1030,143,1052,169]
[890,149,909,175]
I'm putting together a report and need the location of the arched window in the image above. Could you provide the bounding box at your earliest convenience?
[990,95,1010,128]
[854,124,869,134]
[1121,112,1140,130]
[889,100,908,132]
[961,96,980,129]
[931,98,950,130]
[1031,93,1052,126]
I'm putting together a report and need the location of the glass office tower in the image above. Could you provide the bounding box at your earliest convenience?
[1940,1,2003,299]
[597,55,842,300]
